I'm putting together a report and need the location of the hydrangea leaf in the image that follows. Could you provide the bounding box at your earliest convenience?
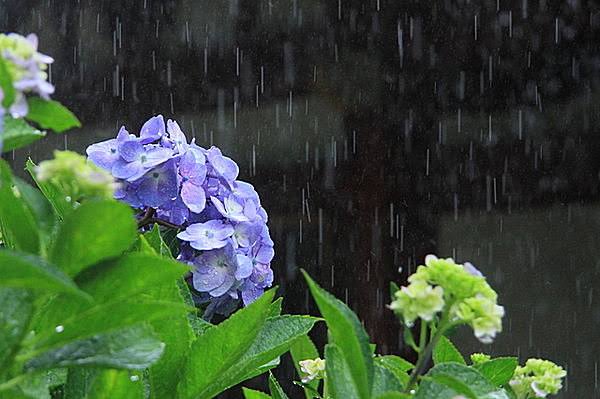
[0,250,91,300]
[12,176,55,236]
[432,335,466,365]
[177,289,275,399]
[303,270,373,399]
[76,253,190,302]
[0,288,32,370]
[25,98,81,133]
[371,363,404,396]
[0,57,15,107]
[373,393,413,399]
[48,200,137,277]
[143,224,173,258]
[210,315,318,394]
[472,357,518,387]
[16,369,66,399]
[0,159,40,253]
[25,324,164,371]
[243,388,272,399]
[324,343,361,398]
[415,363,511,399]
[1,115,46,153]
[64,368,144,399]
[374,356,413,387]
[268,373,290,399]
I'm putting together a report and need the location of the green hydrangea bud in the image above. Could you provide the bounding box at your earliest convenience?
[36,150,116,201]
[509,358,566,398]
[390,255,504,343]
[299,358,326,384]
[389,279,445,327]
[470,353,491,365]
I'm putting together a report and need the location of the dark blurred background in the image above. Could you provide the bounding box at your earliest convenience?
[2,0,599,397]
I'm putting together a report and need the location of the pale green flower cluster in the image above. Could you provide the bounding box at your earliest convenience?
[389,255,504,343]
[36,151,117,201]
[299,358,326,384]
[509,359,566,399]
[470,353,491,365]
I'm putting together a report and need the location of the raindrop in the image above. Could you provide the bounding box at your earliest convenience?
[55,325,64,333]
[130,375,139,382]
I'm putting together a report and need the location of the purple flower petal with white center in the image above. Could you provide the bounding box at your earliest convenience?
[211,195,251,222]
[136,159,178,207]
[112,145,173,181]
[177,219,234,250]
[250,263,274,289]
[179,151,207,185]
[260,225,274,246]
[232,181,260,204]
[252,244,275,265]
[206,146,239,182]
[86,138,119,170]
[139,115,165,144]
[114,181,143,208]
[233,222,262,248]
[166,119,189,154]
[235,254,253,280]
[181,181,206,214]
[157,196,189,225]
[192,245,238,296]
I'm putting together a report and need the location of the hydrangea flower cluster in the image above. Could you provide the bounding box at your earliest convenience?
[86,115,274,314]
[509,359,566,398]
[0,33,55,118]
[36,151,116,201]
[389,255,504,343]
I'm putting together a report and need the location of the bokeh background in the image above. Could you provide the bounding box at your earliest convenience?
[2,1,599,397]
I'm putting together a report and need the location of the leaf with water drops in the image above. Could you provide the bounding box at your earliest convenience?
[1,115,46,153]
[0,288,32,370]
[64,368,144,399]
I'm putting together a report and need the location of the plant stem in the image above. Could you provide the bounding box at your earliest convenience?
[137,208,182,230]
[0,374,27,392]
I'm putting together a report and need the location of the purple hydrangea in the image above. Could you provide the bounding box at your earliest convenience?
[86,115,274,315]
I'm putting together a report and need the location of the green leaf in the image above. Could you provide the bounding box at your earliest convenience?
[26,159,72,219]
[64,368,144,399]
[25,98,81,133]
[0,159,40,253]
[0,57,15,107]
[212,315,318,394]
[324,343,361,399]
[143,224,173,258]
[12,177,55,236]
[77,253,190,302]
[268,373,290,399]
[371,363,404,396]
[146,279,195,399]
[433,336,465,365]
[415,363,511,399]
[290,334,320,399]
[48,200,137,277]
[177,289,275,399]
[243,387,272,399]
[374,355,413,387]
[16,369,66,399]
[27,299,188,355]
[374,393,413,399]
[25,324,164,371]
[303,271,373,399]
[0,288,32,371]
[0,250,91,300]
[473,357,519,387]
[268,297,283,317]
[424,374,478,399]
[1,115,46,153]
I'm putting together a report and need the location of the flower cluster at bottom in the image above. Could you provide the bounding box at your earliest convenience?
[86,115,274,316]
[509,359,567,399]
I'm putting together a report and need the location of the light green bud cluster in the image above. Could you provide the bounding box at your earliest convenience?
[298,358,326,384]
[0,33,42,81]
[470,353,491,365]
[509,358,566,398]
[389,280,444,327]
[389,255,504,343]
[36,150,117,201]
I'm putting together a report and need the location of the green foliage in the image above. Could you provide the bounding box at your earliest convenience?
[0,57,15,107]
[472,357,518,387]
[243,387,272,399]
[26,159,72,219]
[432,336,465,365]
[48,200,137,277]
[25,98,81,133]
[0,160,40,253]
[0,289,32,372]
[64,369,143,399]
[303,270,373,399]
[268,373,290,399]
[1,115,45,152]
